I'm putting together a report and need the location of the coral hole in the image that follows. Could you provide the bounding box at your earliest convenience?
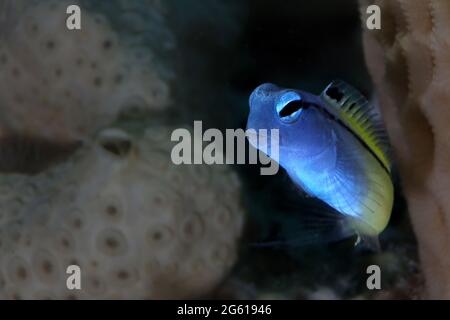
[97,129,133,157]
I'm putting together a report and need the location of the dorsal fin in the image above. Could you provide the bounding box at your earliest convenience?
[320,80,392,173]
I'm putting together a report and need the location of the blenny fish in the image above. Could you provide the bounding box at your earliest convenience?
[246,80,393,249]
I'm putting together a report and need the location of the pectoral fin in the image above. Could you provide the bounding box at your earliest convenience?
[250,196,356,249]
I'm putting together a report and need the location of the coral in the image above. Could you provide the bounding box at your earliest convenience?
[0,0,246,299]
[0,125,244,299]
[360,0,450,298]
[0,0,170,143]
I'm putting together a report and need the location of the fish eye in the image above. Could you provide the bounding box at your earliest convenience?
[276,92,304,123]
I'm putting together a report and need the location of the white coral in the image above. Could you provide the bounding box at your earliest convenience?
[0,125,244,299]
[0,0,170,142]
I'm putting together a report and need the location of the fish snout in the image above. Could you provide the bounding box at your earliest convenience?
[249,83,279,108]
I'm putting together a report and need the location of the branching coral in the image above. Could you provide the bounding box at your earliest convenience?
[0,125,244,299]
[360,0,450,298]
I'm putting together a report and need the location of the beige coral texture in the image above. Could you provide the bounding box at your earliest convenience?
[0,0,244,298]
[360,0,450,299]
[0,0,169,143]
[0,126,244,299]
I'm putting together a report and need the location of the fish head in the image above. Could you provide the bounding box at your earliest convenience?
[247,83,333,161]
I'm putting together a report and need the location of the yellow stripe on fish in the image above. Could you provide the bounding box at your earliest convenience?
[320,80,392,173]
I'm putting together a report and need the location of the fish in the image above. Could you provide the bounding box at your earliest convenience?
[246,80,394,250]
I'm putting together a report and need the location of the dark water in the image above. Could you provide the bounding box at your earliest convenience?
[169,0,418,299]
